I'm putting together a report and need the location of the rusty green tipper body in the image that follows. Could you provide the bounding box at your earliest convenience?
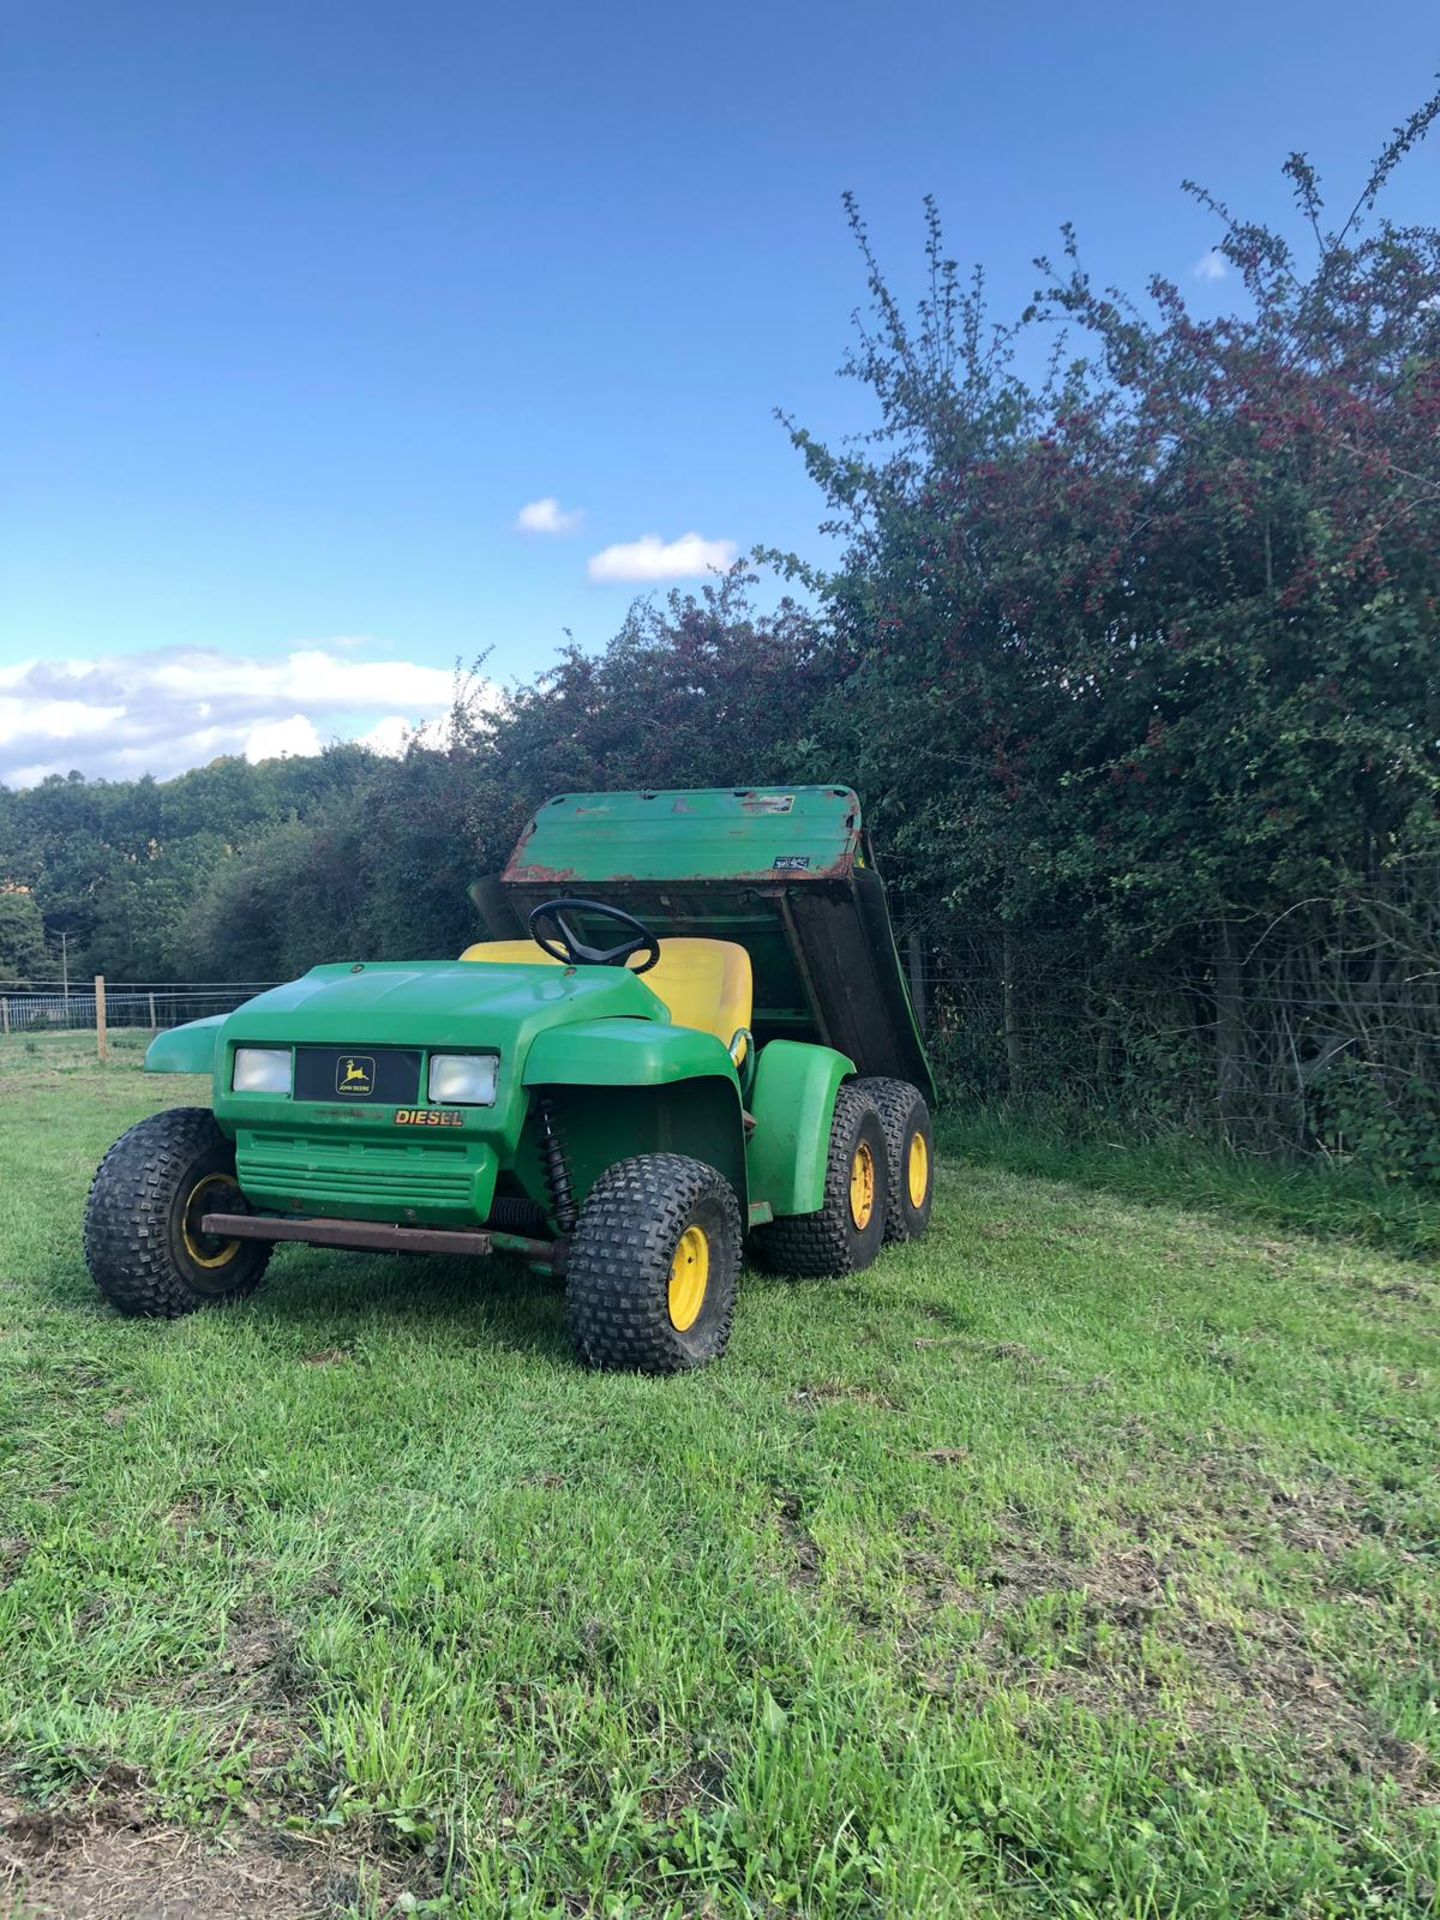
[498,786,932,1096]
[87,787,937,1373]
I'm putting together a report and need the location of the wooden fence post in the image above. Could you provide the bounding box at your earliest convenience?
[148,992,157,1031]
[1,997,8,1038]
[95,974,108,1062]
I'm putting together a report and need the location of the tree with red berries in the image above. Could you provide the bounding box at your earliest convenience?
[781,91,1440,1161]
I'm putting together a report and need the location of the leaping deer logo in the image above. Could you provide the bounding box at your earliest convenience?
[336,1054,374,1095]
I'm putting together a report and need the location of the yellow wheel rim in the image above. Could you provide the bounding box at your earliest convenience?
[181,1172,243,1272]
[849,1140,876,1231]
[668,1225,710,1331]
[907,1131,930,1210]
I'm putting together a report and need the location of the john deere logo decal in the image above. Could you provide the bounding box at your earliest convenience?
[336,1054,375,1096]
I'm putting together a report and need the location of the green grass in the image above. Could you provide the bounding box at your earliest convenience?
[943,1107,1440,1260]
[1,1032,1437,1917]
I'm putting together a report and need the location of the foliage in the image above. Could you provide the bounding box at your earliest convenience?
[488,573,826,801]
[1308,1050,1440,1187]
[773,91,1440,1155]
[782,107,1440,925]
[0,748,381,980]
[0,889,48,982]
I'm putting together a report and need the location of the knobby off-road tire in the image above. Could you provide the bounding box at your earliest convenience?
[84,1107,272,1318]
[855,1076,935,1244]
[750,1081,888,1277]
[566,1153,742,1374]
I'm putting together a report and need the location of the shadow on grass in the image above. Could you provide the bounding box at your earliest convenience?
[939,1109,1440,1261]
[245,1246,579,1365]
[62,1234,897,1371]
[246,1247,905,1369]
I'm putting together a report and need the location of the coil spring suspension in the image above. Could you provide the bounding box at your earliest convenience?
[537,1098,578,1232]
[485,1195,549,1235]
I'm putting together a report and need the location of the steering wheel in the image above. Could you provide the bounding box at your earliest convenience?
[528,897,661,973]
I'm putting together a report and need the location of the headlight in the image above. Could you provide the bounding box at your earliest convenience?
[232,1046,293,1095]
[428,1053,498,1106]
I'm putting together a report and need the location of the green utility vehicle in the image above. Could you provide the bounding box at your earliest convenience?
[84,787,935,1372]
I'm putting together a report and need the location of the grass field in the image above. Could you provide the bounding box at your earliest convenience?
[1,1033,1436,1918]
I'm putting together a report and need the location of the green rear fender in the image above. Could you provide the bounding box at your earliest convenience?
[745,1040,855,1219]
[145,1015,226,1077]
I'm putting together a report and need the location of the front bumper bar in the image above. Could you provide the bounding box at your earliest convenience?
[201,1210,560,1269]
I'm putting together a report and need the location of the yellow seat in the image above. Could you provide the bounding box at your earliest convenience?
[458,936,754,1055]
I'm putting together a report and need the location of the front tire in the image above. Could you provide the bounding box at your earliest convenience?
[84,1108,271,1318]
[750,1082,889,1276]
[565,1154,742,1374]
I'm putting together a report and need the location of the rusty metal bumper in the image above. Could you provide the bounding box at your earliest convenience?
[201,1211,560,1268]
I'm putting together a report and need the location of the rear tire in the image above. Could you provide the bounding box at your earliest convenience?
[84,1108,271,1318]
[566,1154,742,1374]
[750,1082,888,1276]
[856,1077,935,1243]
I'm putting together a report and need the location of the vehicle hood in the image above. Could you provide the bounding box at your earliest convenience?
[220,959,665,1053]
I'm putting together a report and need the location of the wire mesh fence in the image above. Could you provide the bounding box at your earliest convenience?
[5,909,1437,1180]
[0,982,276,1037]
[898,904,1440,1177]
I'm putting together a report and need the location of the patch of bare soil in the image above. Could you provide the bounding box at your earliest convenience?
[1371,1280,1427,1301]
[1141,1443,1376,1559]
[0,1770,361,1920]
[790,1381,898,1410]
[911,1336,1076,1382]
[637,1754,729,1827]
[907,1531,1435,1803]
[150,1611,316,1792]
[774,1492,822,1587]
[165,1496,247,1553]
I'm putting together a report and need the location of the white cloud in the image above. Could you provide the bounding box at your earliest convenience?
[0,644,470,788]
[357,714,414,757]
[587,531,739,584]
[515,496,584,535]
[1193,249,1228,283]
[356,713,452,757]
[244,714,324,764]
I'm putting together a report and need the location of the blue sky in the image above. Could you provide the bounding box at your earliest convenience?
[2,0,1436,783]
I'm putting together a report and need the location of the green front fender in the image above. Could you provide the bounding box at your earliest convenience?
[145,1015,226,1077]
[746,1040,855,1219]
[524,1019,747,1215]
[522,1018,739,1090]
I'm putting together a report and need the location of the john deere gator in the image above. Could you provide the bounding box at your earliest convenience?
[84,786,936,1372]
